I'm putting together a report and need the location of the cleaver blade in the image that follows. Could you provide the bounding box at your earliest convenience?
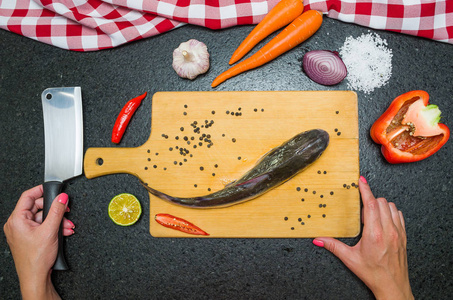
[42,87,83,270]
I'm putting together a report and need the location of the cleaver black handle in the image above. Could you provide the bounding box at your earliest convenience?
[43,181,69,271]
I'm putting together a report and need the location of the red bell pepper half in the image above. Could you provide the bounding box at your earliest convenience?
[370,90,449,164]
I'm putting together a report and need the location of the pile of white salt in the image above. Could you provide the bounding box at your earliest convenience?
[340,32,393,94]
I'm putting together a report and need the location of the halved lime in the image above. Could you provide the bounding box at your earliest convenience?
[108,193,142,226]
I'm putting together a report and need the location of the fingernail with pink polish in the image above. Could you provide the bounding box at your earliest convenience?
[313,239,324,247]
[68,220,75,229]
[359,176,367,184]
[58,193,68,205]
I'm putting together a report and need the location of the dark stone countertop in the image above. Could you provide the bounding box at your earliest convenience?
[1,16,452,300]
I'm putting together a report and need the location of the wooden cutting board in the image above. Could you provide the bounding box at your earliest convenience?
[84,91,360,238]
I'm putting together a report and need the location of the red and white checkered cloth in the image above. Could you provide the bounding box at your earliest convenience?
[305,0,453,44]
[0,0,451,51]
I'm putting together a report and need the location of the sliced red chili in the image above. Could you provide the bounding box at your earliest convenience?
[155,213,209,236]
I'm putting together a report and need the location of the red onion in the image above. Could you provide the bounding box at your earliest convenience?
[303,50,347,86]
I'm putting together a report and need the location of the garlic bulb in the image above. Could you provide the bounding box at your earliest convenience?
[172,39,210,80]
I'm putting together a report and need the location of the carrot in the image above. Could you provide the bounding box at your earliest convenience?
[212,10,323,88]
[229,0,304,65]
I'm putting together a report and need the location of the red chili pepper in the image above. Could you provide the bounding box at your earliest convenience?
[111,92,147,144]
[370,90,450,164]
[155,213,209,236]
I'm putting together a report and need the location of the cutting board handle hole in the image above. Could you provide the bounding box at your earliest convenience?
[45,93,52,100]
[96,158,104,166]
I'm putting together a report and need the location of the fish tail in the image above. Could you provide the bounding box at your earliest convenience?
[140,180,174,202]
[140,180,199,207]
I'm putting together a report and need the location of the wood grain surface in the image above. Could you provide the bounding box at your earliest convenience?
[84,91,360,238]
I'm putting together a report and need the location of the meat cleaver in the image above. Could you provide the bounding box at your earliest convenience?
[42,87,83,270]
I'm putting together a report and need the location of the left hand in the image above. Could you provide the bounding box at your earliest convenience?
[3,185,75,300]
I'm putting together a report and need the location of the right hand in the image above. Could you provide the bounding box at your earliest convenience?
[313,176,414,300]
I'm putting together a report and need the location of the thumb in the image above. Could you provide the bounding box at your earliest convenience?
[313,237,352,262]
[43,193,68,231]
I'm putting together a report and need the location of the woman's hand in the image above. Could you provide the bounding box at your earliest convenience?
[3,185,75,300]
[313,176,414,300]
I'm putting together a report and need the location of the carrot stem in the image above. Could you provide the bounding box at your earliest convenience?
[212,10,323,88]
[229,0,304,65]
